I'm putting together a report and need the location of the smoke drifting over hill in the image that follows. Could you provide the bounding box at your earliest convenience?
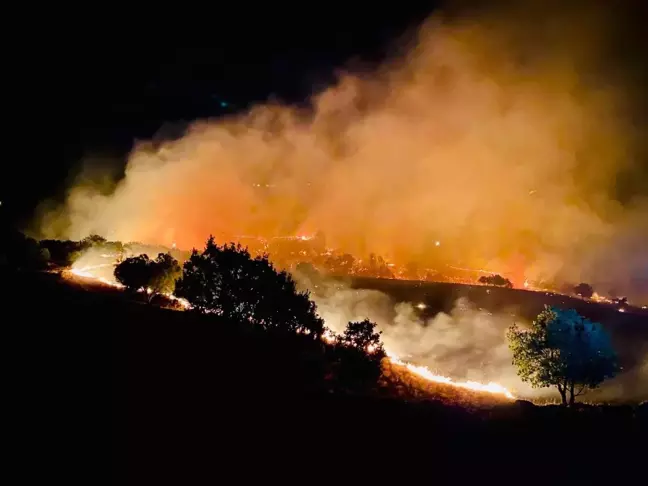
[299,273,648,401]
[311,281,539,397]
[37,1,647,302]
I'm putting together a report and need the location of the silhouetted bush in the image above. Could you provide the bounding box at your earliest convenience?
[39,239,83,266]
[478,274,513,288]
[573,282,594,299]
[332,319,387,392]
[175,237,324,338]
[114,252,181,301]
[0,229,49,270]
[78,233,106,248]
[149,253,182,295]
[115,254,152,292]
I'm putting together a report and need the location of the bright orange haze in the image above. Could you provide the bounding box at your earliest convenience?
[37,1,648,302]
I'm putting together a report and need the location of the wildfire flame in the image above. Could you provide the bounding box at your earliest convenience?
[68,265,515,400]
[69,265,190,309]
[386,353,514,399]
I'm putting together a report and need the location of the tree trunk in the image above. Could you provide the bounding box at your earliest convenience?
[557,385,567,406]
[568,382,575,407]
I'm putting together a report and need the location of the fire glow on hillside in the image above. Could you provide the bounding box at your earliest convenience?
[38,1,648,305]
[69,263,515,400]
[70,264,190,309]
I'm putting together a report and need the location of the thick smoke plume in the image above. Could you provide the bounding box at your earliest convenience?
[38,1,648,301]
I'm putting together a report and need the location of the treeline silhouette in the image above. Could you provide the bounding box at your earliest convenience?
[3,228,646,483]
[5,268,646,484]
[6,228,622,307]
[115,236,388,393]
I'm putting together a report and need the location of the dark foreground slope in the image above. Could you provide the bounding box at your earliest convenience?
[5,270,646,485]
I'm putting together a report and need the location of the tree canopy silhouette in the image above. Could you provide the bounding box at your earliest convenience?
[40,239,82,266]
[175,237,324,338]
[114,252,181,301]
[478,274,513,288]
[337,319,386,354]
[507,306,619,406]
[573,282,594,299]
[149,253,182,296]
[333,319,387,392]
[0,229,49,270]
[81,234,107,247]
[115,254,152,292]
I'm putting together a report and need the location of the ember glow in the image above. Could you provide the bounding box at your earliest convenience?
[387,352,514,399]
[68,263,514,399]
[69,264,190,309]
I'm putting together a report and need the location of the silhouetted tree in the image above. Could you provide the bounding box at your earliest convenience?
[337,319,385,353]
[573,283,594,299]
[0,229,49,270]
[39,239,82,266]
[114,254,151,292]
[507,306,619,406]
[175,237,324,337]
[149,253,182,298]
[114,252,181,301]
[479,274,513,288]
[333,319,387,392]
[81,234,107,249]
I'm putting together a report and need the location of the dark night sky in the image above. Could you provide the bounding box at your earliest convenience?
[1,4,437,225]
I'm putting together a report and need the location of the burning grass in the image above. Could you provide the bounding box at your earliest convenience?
[64,265,516,404]
[380,360,511,407]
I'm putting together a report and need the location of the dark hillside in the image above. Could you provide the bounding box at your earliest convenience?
[347,276,648,323]
[5,270,645,484]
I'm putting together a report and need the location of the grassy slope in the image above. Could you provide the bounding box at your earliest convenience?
[63,269,510,406]
[6,270,646,484]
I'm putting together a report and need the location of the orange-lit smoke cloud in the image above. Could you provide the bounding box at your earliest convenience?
[38,1,648,302]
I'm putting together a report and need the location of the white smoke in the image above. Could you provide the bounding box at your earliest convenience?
[301,276,544,398]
